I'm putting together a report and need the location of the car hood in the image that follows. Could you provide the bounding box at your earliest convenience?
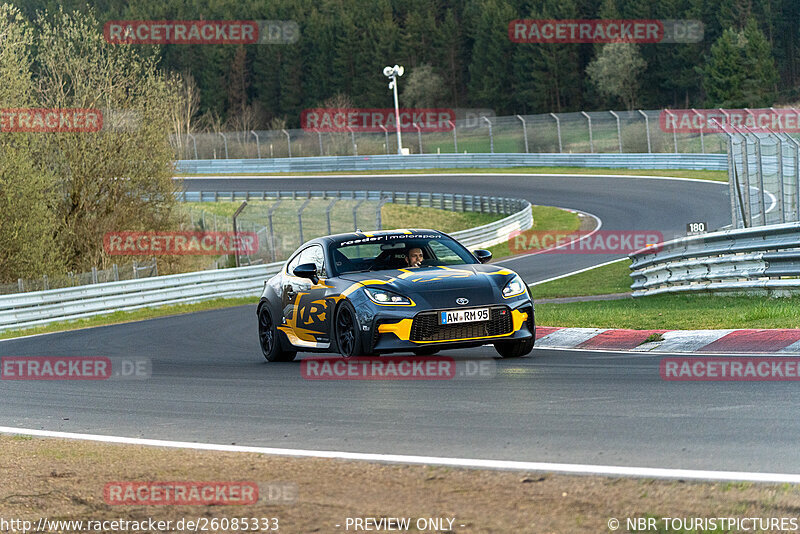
[339,264,517,305]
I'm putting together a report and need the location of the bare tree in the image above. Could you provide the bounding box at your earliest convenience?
[586,43,647,110]
[35,8,182,271]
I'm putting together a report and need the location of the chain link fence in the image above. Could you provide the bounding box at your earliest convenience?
[0,259,158,296]
[172,109,728,160]
[178,190,526,267]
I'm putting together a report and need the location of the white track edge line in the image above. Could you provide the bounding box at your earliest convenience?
[498,209,604,264]
[527,257,628,287]
[0,426,797,483]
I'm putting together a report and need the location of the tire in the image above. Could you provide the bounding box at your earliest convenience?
[335,301,364,357]
[493,337,534,358]
[258,306,297,362]
[413,348,440,356]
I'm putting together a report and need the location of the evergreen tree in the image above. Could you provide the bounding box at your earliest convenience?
[466,0,516,113]
[702,20,778,107]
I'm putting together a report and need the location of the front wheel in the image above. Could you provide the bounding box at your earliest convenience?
[335,301,364,357]
[258,306,297,362]
[493,337,534,358]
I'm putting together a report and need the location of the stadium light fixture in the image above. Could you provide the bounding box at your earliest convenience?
[383,64,404,154]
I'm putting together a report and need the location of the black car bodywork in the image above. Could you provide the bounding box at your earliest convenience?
[256,229,535,361]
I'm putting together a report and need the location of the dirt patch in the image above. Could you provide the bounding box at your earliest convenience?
[1,436,798,533]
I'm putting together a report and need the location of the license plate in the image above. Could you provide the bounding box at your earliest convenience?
[439,308,489,325]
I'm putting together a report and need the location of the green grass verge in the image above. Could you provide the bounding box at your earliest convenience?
[530,259,631,299]
[0,297,258,340]
[177,166,727,182]
[536,294,800,330]
[183,199,504,234]
[488,205,581,261]
[380,203,502,233]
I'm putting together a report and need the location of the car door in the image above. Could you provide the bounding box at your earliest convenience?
[282,245,332,347]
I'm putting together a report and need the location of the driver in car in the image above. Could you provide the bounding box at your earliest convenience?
[405,247,424,267]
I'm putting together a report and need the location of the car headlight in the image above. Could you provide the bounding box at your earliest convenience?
[502,274,527,298]
[364,287,414,305]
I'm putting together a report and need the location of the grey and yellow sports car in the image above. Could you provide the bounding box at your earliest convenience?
[256,229,535,361]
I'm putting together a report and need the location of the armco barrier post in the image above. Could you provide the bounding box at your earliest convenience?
[609,110,622,153]
[516,115,529,153]
[251,130,261,158]
[581,111,593,153]
[482,116,494,154]
[549,113,563,153]
[748,130,768,226]
[766,130,786,223]
[637,110,651,153]
[777,131,800,222]
[282,129,291,158]
[218,132,229,159]
[232,201,248,268]
[268,199,281,262]
[691,109,705,153]
[741,135,753,227]
[664,110,678,153]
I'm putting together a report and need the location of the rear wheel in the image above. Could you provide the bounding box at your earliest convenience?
[335,301,364,357]
[493,337,534,358]
[258,306,297,362]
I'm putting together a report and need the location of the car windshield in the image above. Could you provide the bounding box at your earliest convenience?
[331,234,477,275]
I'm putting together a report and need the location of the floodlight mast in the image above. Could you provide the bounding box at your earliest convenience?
[383,64,404,154]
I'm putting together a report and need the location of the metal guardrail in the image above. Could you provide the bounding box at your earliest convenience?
[176,153,727,174]
[0,193,531,332]
[178,190,526,215]
[629,221,800,297]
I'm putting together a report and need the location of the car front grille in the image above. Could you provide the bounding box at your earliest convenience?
[410,306,513,342]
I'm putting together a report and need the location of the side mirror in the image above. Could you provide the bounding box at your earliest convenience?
[473,249,492,263]
[293,262,318,283]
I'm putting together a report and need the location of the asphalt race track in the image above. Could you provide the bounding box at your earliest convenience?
[178,173,731,281]
[7,174,795,475]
